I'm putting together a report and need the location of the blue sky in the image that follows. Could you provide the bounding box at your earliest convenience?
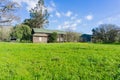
[12,0,120,34]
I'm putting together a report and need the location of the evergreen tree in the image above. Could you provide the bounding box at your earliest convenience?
[26,0,49,28]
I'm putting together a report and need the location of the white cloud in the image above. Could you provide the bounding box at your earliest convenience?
[96,14,120,26]
[56,11,61,18]
[71,23,77,27]
[64,21,69,25]
[47,1,56,13]
[97,21,104,25]
[50,14,54,17]
[85,15,93,21]
[58,18,82,30]
[76,19,82,23]
[12,0,57,13]
[65,11,73,17]
[50,1,56,7]
[71,14,78,20]
[58,25,62,29]
[12,0,38,11]
[47,6,55,13]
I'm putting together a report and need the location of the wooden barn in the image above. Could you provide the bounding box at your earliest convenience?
[32,28,66,43]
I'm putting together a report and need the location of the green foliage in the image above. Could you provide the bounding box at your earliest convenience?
[80,34,92,42]
[10,24,31,42]
[24,0,49,28]
[0,43,120,79]
[65,31,80,42]
[48,32,57,43]
[92,24,119,43]
[23,19,32,28]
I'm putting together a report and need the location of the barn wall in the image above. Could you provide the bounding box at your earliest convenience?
[33,36,48,43]
[33,33,48,43]
[33,33,65,43]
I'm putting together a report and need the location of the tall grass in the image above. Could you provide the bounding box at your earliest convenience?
[0,42,120,80]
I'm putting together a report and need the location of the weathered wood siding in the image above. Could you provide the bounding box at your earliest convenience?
[33,34,48,43]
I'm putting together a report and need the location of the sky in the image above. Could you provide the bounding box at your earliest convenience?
[11,0,120,34]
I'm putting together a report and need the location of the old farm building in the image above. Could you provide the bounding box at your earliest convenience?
[32,28,66,43]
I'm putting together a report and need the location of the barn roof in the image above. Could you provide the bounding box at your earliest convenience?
[32,28,66,34]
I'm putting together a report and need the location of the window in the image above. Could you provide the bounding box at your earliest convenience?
[39,37,42,41]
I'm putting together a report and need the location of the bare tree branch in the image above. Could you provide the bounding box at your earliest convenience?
[0,0,20,25]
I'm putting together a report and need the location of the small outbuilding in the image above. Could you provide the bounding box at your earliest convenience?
[32,28,66,43]
[80,34,92,42]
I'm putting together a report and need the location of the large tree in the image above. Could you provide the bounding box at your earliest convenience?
[25,0,49,28]
[0,0,20,25]
[10,24,31,42]
[92,24,119,43]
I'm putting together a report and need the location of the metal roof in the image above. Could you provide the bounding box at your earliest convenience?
[32,28,66,34]
[33,34,48,37]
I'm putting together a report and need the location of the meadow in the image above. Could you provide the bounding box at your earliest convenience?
[0,42,120,80]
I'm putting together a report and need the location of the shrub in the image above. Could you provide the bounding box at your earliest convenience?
[48,32,57,43]
[10,24,32,42]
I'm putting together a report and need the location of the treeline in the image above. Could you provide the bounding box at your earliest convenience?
[92,24,120,43]
[0,25,32,42]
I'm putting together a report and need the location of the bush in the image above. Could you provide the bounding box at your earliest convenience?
[10,24,32,42]
[48,32,57,43]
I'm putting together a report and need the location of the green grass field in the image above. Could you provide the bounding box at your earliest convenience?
[0,42,120,80]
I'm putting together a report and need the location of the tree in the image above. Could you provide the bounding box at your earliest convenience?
[115,30,120,43]
[10,24,31,42]
[65,31,80,42]
[0,26,12,41]
[92,24,119,43]
[24,0,49,28]
[48,32,58,43]
[0,0,20,25]
[23,19,32,28]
